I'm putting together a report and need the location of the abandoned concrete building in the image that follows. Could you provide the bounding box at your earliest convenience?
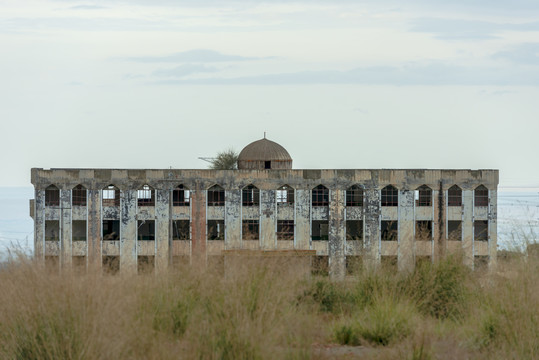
[30,137,498,278]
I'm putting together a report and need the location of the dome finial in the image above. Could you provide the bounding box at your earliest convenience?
[264,131,266,139]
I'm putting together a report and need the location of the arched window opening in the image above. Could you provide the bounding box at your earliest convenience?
[276,185,294,205]
[346,185,363,206]
[312,185,329,207]
[207,185,225,206]
[173,184,190,206]
[415,185,432,207]
[137,185,155,207]
[45,185,60,207]
[475,185,489,207]
[448,185,462,207]
[72,185,87,206]
[242,184,260,206]
[102,185,120,207]
[381,185,398,207]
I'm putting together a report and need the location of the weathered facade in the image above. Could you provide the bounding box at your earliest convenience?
[30,138,498,278]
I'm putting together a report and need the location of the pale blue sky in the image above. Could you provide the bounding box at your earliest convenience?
[1,0,539,187]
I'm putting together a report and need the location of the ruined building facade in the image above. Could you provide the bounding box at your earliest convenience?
[30,138,498,278]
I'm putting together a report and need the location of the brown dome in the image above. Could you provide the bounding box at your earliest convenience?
[237,138,292,170]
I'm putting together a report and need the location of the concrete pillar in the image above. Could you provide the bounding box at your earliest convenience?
[87,189,102,269]
[34,188,45,261]
[462,190,474,268]
[155,189,170,273]
[120,189,137,274]
[295,189,311,249]
[60,188,72,270]
[260,190,276,250]
[432,185,446,262]
[329,189,345,280]
[488,190,498,270]
[363,186,380,269]
[398,189,414,272]
[191,189,207,268]
[225,189,241,249]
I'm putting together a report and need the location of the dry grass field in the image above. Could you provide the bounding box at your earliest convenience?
[0,251,538,359]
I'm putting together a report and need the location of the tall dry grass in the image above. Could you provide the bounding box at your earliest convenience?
[0,252,538,359]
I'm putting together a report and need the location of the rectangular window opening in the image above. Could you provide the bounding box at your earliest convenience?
[415,221,432,241]
[102,220,120,240]
[381,220,398,241]
[448,221,462,241]
[137,220,155,241]
[102,256,119,275]
[312,220,329,241]
[72,220,87,241]
[208,220,225,240]
[474,221,488,241]
[346,256,362,275]
[45,220,60,241]
[311,256,329,276]
[346,220,363,241]
[172,220,190,240]
[277,220,294,240]
[138,256,155,274]
[242,220,259,240]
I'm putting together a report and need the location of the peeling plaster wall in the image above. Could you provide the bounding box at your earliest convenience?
[31,168,499,276]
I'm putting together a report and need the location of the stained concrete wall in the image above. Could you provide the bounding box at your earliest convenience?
[31,168,499,276]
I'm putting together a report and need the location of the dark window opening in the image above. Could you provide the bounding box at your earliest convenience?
[415,221,432,240]
[346,220,363,241]
[346,256,362,275]
[312,220,329,241]
[448,185,462,207]
[242,184,260,206]
[381,220,398,241]
[72,220,87,241]
[448,221,462,241]
[312,256,329,276]
[312,185,329,207]
[207,185,225,206]
[137,220,155,240]
[138,256,155,274]
[173,184,190,206]
[137,184,155,207]
[102,185,120,207]
[416,256,432,268]
[346,185,364,206]
[208,220,224,240]
[475,185,489,207]
[265,161,271,169]
[102,220,120,240]
[242,220,259,240]
[45,220,59,241]
[277,185,294,205]
[474,220,488,241]
[172,220,190,240]
[381,185,398,207]
[416,185,432,207]
[72,185,87,206]
[277,220,294,240]
[45,185,60,207]
[102,256,119,275]
[474,256,489,271]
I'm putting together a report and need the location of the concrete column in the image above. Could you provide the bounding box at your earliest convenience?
[191,189,207,268]
[462,190,474,268]
[120,189,137,274]
[363,186,380,269]
[60,189,72,270]
[329,189,345,280]
[260,190,276,250]
[155,189,170,273]
[432,186,446,262]
[488,190,498,270]
[398,190,414,272]
[295,189,311,249]
[87,189,102,269]
[225,189,241,249]
[34,189,45,261]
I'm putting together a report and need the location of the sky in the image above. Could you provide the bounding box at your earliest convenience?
[1,0,539,188]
